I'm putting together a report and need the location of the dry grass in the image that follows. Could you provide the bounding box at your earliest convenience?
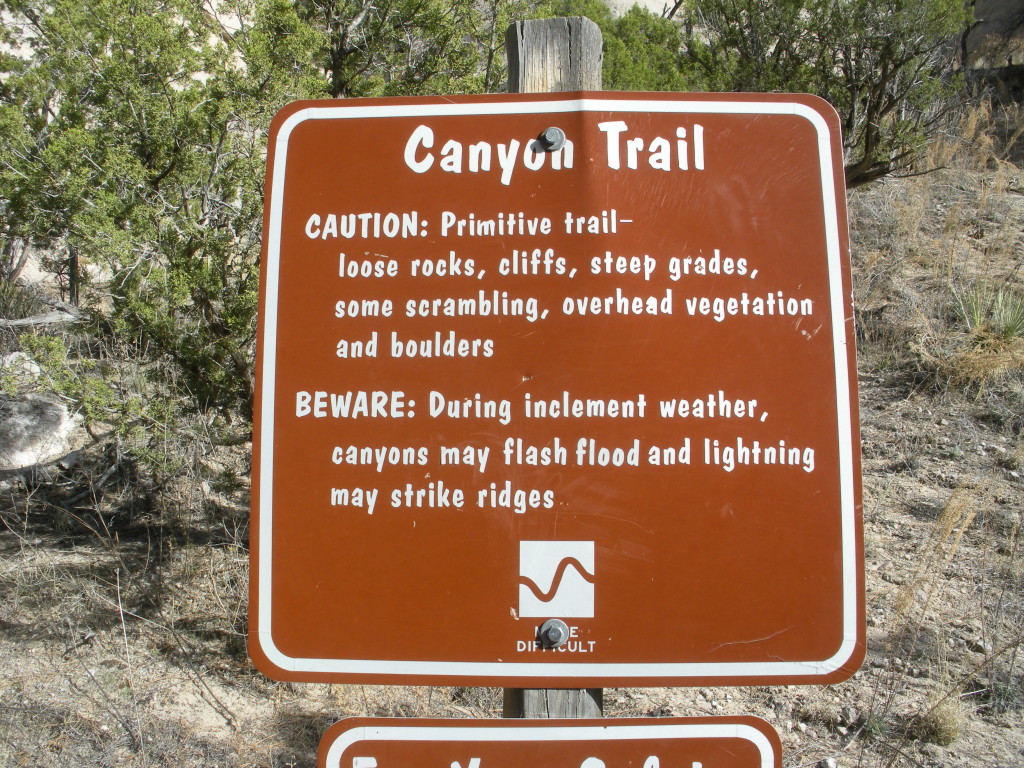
[907,696,965,746]
[853,98,1024,392]
[857,484,980,759]
[830,94,1024,766]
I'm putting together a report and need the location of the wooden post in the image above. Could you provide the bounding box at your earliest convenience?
[502,17,603,718]
[505,17,603,93]
[503,688,603,718]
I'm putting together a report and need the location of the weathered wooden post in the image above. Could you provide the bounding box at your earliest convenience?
[505,17,603,93]
[502,16,603,720]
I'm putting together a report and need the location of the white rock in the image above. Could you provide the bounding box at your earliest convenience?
[0,395,84,469]
[0,352,41,384]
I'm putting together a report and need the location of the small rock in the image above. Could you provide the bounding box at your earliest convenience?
[57,449,81,470]
[0,352,41,383]
[968,638,993,654]
[818,759,838,768]
[0,394,84,469]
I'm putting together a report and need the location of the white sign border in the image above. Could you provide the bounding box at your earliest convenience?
[255,96,859,681]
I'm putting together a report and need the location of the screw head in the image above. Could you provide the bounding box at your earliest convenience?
[538,618,570,648]
[538,127,566,152]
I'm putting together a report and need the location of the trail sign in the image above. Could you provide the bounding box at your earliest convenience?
[318,718,782,768]
[249,92,863,687]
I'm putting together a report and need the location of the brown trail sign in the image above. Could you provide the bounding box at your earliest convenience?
[317,717,782,768]
[249,91,863,688]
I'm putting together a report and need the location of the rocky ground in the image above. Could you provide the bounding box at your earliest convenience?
[1,101,1023,767]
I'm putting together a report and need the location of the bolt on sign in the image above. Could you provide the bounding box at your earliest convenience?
[250,92,864,687]
[317,718,782,768]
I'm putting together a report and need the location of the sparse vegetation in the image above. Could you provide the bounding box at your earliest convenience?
[908,696,965,746]
[956,284,1024,341]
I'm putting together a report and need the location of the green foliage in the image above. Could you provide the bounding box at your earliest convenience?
[19,334,122,424]
[0,0,325,415]
[290,0,550,97]
[0,0,547,426]
[293,0,480,97]
[545,0,691,91]
[551,0,970,186]
[603,5,690,92]
[676,0,971,187]
[477,0,549,92]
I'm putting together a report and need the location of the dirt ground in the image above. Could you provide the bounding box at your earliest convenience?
[1,102,1023,767]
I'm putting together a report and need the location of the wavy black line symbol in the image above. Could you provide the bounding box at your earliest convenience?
[518,557,596,603]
